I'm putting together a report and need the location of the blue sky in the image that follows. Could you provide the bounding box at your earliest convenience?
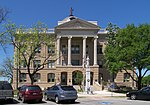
[0,0,150,75]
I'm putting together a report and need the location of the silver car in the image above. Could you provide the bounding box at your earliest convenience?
[44,85,78,103]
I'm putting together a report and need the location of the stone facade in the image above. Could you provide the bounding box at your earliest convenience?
[12,15,135,90]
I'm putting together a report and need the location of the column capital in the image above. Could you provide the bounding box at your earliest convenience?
[83,36,87,39]
[94,36,98,39]
[57,36,61,39]
[68,36,72,39]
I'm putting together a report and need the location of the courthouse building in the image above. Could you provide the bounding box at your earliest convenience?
[12,11,135,90]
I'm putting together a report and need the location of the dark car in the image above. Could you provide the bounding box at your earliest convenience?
[0,81,14,101]
[17,85,43,103]
[126,86,150,100]
[44,85,78,103]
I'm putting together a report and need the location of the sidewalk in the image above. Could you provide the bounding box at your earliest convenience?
[78,90,126,97]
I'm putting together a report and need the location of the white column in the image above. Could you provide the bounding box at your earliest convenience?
[56,36,61,65]
[94,36,98,65]
[83,36,87,66]
[68,36,72,65]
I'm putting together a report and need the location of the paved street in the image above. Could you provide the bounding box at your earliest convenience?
[1,97,150,105]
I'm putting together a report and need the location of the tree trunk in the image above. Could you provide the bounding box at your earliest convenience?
[137,68,142,90]
[29,74,34,85]
[137,77,142,90]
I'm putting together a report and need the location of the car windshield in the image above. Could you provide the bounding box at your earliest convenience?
[61,86,76,91]
[140,87,147,91]
[28,86,41,91]
[0,83,12,90]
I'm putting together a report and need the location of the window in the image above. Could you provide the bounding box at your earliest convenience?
[86,45,88,54]
[141,87,150,93]
[35,46,41,53]
[34,73,41,82]
[62,45,67,54]
[71,45,80,54]
[21,60,27,68]
[98,60,103,68]
[47,73,55,82]
[61,86,76,91]
[48,60,55,68]
[28,86,41,91]
[48,45,55,54]
[20,73,26,82]
[53,86,59,90]
[33,60,41,68]
[71,60,80,66]
[62,60,66,66]
[124,73,130,82]
[97,45,103,54]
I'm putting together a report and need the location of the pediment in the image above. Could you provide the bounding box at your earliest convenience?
[55,18,100,30]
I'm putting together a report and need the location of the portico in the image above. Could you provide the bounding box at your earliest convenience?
[55,15,100,67]
[56,35,98,66]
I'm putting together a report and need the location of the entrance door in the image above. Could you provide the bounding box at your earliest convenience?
[61,72,67,85]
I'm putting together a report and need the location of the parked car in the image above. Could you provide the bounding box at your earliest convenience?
[44,85,78,103]
[17,85,43,103]
[126,86,150,100]
[108,82,120,92]
[0,81,14,101]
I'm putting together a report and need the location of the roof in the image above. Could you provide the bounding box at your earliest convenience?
[55,16,100,30]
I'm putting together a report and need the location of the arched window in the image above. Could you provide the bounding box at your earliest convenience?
[72,71,83,85]
[20,73,26,82]
[48,73,55,82]
[124,73,130,82]
[34,73,41,82]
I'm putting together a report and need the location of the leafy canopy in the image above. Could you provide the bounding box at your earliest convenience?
[6,22,55,85]
[105,23,150,89]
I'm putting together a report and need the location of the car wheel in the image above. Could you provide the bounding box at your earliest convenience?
[130,94,136,100]
[44,94,49,101]
[38,98,42,103]
[8,98,14,103]
[70,100,75,103]
[55,96,59,104]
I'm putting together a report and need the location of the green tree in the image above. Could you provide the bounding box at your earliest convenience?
[74,71,83,85]
[0,7,9,52]
[73,71,83,91]
[105,23,150,90]
[0,7,8,24]
[6,22,55,84]
[0,57,13,82]
[142,75,150,86]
